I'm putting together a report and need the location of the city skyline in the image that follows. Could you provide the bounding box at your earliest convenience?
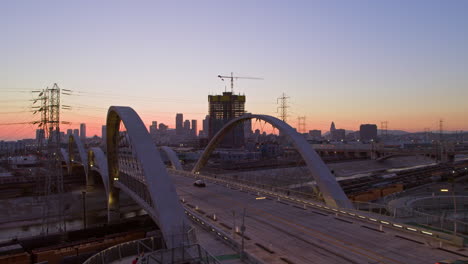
[2,0,468,140]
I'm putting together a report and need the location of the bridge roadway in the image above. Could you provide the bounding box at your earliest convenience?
[170,172,459,264]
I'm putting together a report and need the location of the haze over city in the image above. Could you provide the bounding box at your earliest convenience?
[3,1,468,264]
[1,0,468,140]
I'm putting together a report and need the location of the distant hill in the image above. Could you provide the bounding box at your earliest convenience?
[378,129,409,135]
[323,129,410,136]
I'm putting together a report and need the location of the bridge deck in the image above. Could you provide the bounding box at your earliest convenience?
[171,172,462,264]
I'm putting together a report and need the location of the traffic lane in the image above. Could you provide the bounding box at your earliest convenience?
[171,174,458,264]
[177,182,362,264]
[173,176,402,264]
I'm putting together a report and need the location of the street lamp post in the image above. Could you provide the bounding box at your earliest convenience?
[240,208,246,260]
[452,182,457,235]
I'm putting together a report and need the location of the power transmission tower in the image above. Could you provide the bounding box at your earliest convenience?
[297,116,306,134]
[33,83,66,235]
[439,119,444,143]
[424,128,431,143]
[277,93,289,123]
[380,121,388,138]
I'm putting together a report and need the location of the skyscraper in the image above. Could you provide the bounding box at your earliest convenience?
[73,129,79,138]
[360,124,378,142]
[335,129,346,141]
[176,113,183,135]
[35,129,45,146]
[208,92,245,147]
[80,123,86,140]
[158,123,168,131]
[191,119,197,137]
[66,129,72,138]
[330,122,336,140]
[201,115,209,138]
[184,120,190,135]
[149,121,158,135]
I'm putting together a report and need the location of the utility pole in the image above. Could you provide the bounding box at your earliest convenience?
[439,119,444,162]
[232,211,236,239]
[240,208,246,260]
[277,93,289,123]
[82,191,87,229]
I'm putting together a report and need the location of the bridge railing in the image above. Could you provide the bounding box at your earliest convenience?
[84,230,214,264]
[183,206,265,264]
[146,244,220,264]
[353,201,468,237]
[83,236,164,264]
[172,169,467,247]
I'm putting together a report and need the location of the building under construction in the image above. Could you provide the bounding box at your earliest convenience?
[208,92,245,148]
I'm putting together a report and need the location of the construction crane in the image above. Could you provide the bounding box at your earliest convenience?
[218,72,263,93]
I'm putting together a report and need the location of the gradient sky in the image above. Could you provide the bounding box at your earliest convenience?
[1,0,468,140]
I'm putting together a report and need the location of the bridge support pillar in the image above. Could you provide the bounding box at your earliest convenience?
[86,172,95,192]
[108,189,120,223]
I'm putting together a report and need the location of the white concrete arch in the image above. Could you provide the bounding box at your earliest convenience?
[160,146,183,170]
[193,113,353,209]
[87,147,109,195]
[68,134,88,178]
[106,106,190,249]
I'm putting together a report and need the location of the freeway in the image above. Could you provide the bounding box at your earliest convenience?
[170,172,464,264]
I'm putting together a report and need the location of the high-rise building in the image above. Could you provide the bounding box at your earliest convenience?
[35,129,45,145]
[330,122,336,132]
[159,123,168,131]
[201,115,209,138]
[334,129,346,141]
[176,113,183,135]
[208,92,245,147]
[360,124,377,142]
[73,129,79,138]
[184,120,190,135]
[80,123,86,140]
[191,120,197,137]
[149,121,158,135]
[330,122,336,140]
[101,125,107,143]
[66,129,73,138]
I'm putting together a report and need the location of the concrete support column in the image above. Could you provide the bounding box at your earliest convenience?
[108,188,120,223]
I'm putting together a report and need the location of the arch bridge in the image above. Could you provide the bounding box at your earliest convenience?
[193,113,352,209]
[60,109,354,246]
[61,107,191,249]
